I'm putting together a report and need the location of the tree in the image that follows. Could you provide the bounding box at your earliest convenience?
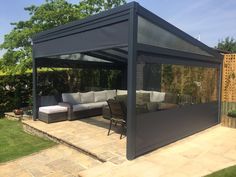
[79,0,126,16]
[0,0,126,74]
[216,37,236,53]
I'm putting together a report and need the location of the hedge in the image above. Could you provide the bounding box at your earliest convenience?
[0,69,122,116]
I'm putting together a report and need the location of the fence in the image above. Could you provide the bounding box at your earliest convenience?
[221,54,236,116]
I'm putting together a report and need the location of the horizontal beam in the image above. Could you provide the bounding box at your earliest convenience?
[84,51,127,64]
[137,43,222,64]
[36,58,125,69]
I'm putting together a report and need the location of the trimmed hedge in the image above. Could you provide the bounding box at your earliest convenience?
[0,69,122,116]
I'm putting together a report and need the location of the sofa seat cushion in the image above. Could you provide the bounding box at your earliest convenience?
[88,102,107,109]
[94,91,107,102]
[39,105,68,114]
[158,103,179,110]
[73,104,90,112]
[72,102,107,112]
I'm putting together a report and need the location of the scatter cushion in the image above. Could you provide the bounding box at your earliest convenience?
[73,104,90,112]
[80,91,94,103]
[94,91,107,102]
[62,93,80,105]
[88,102,108,109]
[150,91,165,102]
[106,90,116,100]
[39,105,68,114]
[117,90,127,95]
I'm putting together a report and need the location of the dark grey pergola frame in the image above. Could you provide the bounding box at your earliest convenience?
[32,2,223,160]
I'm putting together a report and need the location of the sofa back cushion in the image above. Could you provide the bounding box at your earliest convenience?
[62,93,80,105]
[150,91,165,103]
[106,90,116,100]
[80,91,94,103]
[94,91,107,102]
[117,89,127,95]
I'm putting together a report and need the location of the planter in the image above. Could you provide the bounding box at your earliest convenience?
[13,109,24,115]
[221,115,236,128]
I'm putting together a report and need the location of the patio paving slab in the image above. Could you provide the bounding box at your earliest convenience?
[23,117,127,164]
[0,145,101,177]
[21,118,236,177]
[79,126,236,177]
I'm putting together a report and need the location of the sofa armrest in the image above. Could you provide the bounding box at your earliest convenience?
[58,102,73,120]
[59,102,73,109]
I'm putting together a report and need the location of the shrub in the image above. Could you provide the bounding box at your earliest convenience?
[227,110,236,118]
[0,69,122,116]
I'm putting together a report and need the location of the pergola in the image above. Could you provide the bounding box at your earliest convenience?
[32,2,223,160]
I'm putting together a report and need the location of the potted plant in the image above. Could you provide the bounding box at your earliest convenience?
[13,109,24,115]
[222,110,236,128]
[227,110,236,118]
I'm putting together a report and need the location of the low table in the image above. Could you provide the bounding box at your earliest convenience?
[38,105,68,123]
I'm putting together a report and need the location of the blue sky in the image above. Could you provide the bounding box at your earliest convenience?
[0,0,236,57]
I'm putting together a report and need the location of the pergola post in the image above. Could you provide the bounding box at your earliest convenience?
[32,54,38,120]
[126,4,138,160]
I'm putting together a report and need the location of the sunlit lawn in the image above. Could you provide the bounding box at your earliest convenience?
[205,165,236,177]
[0,118,56,163]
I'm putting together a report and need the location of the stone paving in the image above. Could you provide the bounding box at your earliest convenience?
[79,126,236,177]
[10,117,236,177]
[0,145,102,177]
[23,117,127,165]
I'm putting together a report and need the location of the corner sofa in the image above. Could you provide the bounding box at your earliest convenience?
[38,90,184,123]
[60,89,169,120]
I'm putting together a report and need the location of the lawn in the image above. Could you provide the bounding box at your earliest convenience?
[205,165,236,177]
[0,118,56,163]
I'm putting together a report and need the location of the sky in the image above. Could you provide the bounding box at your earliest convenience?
[0,0,236,57]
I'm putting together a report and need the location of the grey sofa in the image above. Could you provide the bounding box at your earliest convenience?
[60,89,168,120]
[38,90,170,123]
[60,90,117,120]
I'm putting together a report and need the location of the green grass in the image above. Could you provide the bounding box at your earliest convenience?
[0,119,56,163]
[205,165,236,177]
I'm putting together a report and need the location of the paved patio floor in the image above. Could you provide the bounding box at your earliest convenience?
[0,145,101,177]
[79,125,236,177]
[19,118,236,177]
[23,117,127,164]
